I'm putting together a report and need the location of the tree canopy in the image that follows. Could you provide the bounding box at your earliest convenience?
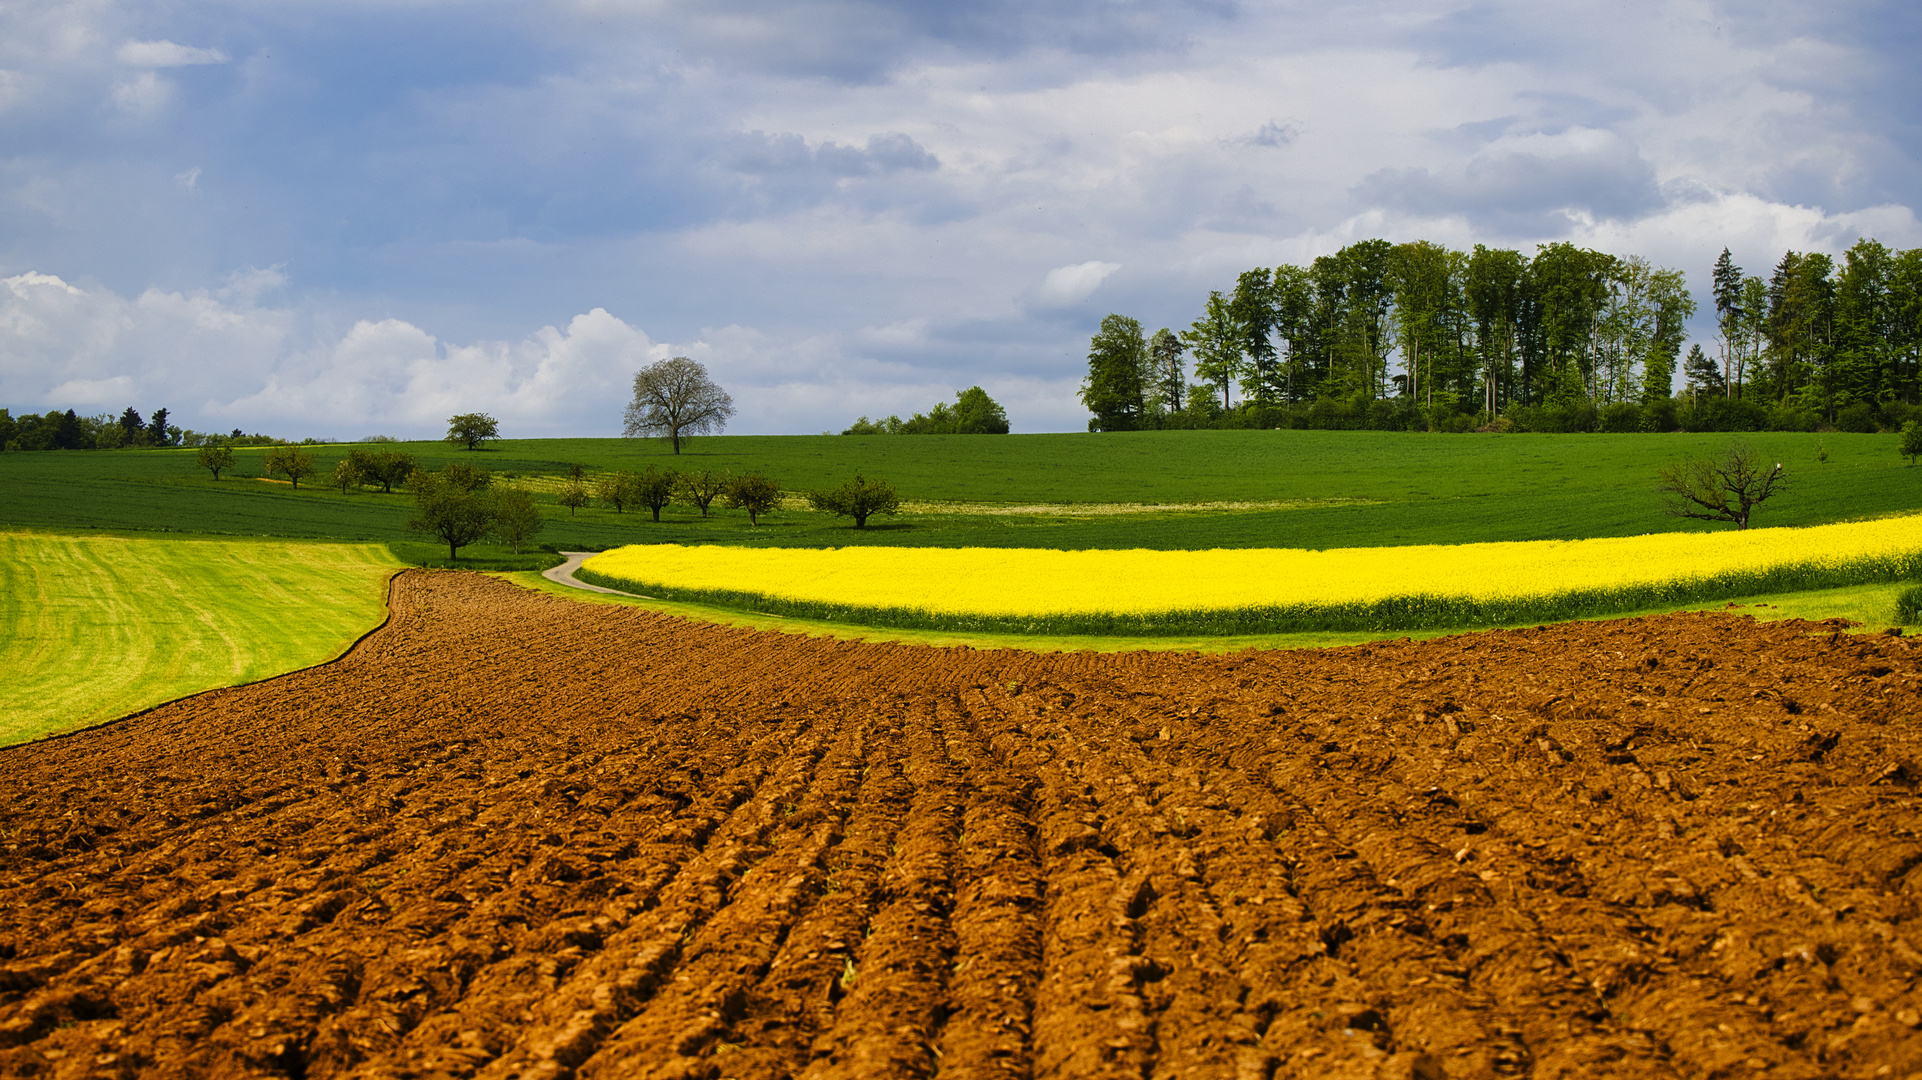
[844,386,1009,435]
[445,413,500,450]
[624,357,735,454]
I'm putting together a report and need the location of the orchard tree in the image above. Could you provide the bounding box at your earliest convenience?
[196,442,235,480]
[1658,443,1785,530]
[332,457,361,493]
[445,412,500,450]
[723,472,782,526]
[634,465,679,522]
[1080,314,1149,431]
[1902,421,1922,466]
[407,467,496,562]
[489,487,544,554]
[624,357,735,454]
[557,479,589,516]
[807,473,900,528]
[264,446,317,489]
[678,469,726,516]
[594,471,635,512]
[361,449,417,493]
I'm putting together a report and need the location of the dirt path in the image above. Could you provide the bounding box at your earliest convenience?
[5,570,1922,1078]
[540,551,650,597]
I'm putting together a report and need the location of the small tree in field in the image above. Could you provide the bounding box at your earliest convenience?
[264,446,317,489]
[623,357,734,454]
[807,473,901,528]
[445,412,500,451]
[594,471,634,512]
[678,469,726,516]
[635,465,679,522]
[1902,421,1922,466]
[723,472,782,526]
[360,449,417,492]
[489,487,544,554]
[557,479,589,516]
[331,457,361,493]
[407,468,495,562]
[196,442,234,480]
[1658,443,1785,530]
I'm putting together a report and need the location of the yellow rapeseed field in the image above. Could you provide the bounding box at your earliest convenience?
[583,514,1922,618]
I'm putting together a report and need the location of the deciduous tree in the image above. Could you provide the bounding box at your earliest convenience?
[264,446,317,489]
[594,471,634,512]
[1902,421,1922,466]
[407,468,495,562]
[557,479,589,516]
[635,465,679,521]
[445,412,500,451]
[1082,314,1149,431]
[623,357,735,454]
[723,473,782,526]
[678,469,726,516]
[489,487,544,554]
[196,443,234,480]
[807,473,900,528]
[331,457,361,493]
[1658,443,1785,530]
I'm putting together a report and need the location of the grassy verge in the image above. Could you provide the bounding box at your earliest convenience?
[0,530,403,746]
[514,573,1917,653]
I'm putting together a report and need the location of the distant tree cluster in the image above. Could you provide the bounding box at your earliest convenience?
[843,387,1010,435]
[1086,236,1922,434]
[1,407,178,451]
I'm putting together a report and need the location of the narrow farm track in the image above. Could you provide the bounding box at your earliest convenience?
[6,572,1922,1078]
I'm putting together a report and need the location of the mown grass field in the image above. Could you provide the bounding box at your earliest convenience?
[1,429,1919,555]
[0,530,402,746]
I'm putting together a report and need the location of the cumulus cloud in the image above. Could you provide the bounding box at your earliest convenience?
[1035,261,1122,307]
[115,40,228,67]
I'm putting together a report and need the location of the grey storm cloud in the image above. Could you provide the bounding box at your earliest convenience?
[727,132,940,178]
[1354,127,1666,237]
[607,0,1239,83]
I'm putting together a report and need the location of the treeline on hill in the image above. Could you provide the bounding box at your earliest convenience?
[1085,237,1922,434]
[844,386,1010,434]
[0,407,290,451]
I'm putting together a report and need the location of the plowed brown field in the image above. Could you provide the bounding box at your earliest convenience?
[6,571,1922,1079]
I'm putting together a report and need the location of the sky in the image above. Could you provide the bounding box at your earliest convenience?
[1,0,1918,439]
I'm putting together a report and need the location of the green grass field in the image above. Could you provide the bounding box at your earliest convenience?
[0,530,402,746]
[5,430,1920,741]
[1,429,1918,554]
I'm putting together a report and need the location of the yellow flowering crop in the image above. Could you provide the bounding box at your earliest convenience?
[582,514,1922,623]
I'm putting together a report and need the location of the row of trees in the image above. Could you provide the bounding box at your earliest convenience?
[2,407,186,451]
[843,386,1010,435]
[1084,237,1922,433]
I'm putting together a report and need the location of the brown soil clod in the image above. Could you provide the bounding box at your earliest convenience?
[6,569,1922,1078]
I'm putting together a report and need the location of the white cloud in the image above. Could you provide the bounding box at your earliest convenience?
[174,167,200,191]
[110,71,171,113]
[1036,260,1121,306]
[115,40,228,68]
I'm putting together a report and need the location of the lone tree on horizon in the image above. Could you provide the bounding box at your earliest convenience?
[1658,443,1785,530]
[445,413,500,451]
[624,357,734,454]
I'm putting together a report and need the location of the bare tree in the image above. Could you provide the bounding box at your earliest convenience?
[623,357,734,454]
[1658,443,1785,530]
